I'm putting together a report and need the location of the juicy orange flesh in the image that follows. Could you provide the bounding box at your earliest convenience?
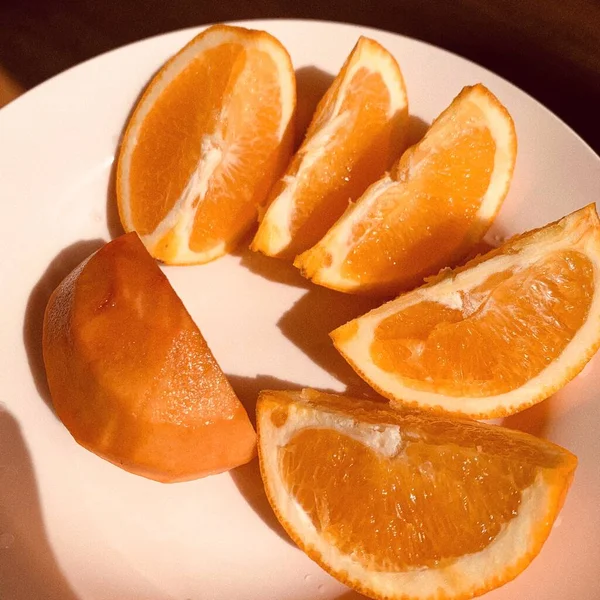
[129,43,244,235]
[371,250,593,395]
[128,43,284,253]
[281,67,401,255]
[280,426,537,570]
[341,101,495,289]
[190,48,284,252]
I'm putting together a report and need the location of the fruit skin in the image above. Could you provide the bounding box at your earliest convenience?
[257,389,577,600]
[251,36,408,259]
[294,84,517,296]
[330,205,600,419]
[116,24,296,265]
[42,232,256,483]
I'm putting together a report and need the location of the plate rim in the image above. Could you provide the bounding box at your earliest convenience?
[0,17,598,166]
[1,16,599,600]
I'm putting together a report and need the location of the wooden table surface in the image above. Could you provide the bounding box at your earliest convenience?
[0,64,23,108]
[1,0,600,153]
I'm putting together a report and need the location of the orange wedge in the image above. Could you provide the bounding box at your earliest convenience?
[117,25,296,265]
[251,36,408,259]
[43,233,256,482]
[258,389,576,600]
[295,84,517,295]
[331,205,600,418]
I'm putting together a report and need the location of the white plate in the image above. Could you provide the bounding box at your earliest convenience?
[1,19,599,600]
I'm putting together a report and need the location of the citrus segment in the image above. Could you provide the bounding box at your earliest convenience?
[295,84,516,294]
[117,25,296,264]
[258,389,576,600]
[43,232,256,482]
[251,36,408,258]
[332,205,600,418]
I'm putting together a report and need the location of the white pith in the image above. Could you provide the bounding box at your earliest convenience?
[259,392,554,599]
[256,111,352,253]
[303,85,516,291]
[333,206,600,416]
[119,28,295,264]
[254,37,408,255]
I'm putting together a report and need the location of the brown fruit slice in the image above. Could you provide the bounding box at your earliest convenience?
[42,232,256,482]
[258,388,577,600]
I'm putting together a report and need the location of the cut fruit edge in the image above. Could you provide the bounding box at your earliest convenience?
[257,389,576,600]
[117,25,296,264]
[331,204,600,418]
[42,232,257,483]
[295,84,517,294]
[251,36,408,257]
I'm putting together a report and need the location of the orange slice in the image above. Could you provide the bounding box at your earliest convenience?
[251,36,408,259]
[43,232,256,482]
[258,389,576,600]
[117,25,296,265]
[295,84,517,295]
[331,205,600,418]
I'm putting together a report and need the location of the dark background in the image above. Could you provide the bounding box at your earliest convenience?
[1,0,599,152]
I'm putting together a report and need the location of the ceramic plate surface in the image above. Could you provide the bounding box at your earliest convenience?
[1,19,599,600]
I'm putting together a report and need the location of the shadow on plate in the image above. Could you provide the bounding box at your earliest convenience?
[0,407,80,600]
[404,115,429,148]
[106,158,125,240]
[229,459,293,546]
[501,398,552,439]
[551,351,600,417]
[227,373,305,429]
[294,66,334,148]
[227,374,303,546]
[22,239,106,419]
[277,287,387,399]
[233,243,313,289]
[507,351,600,441]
